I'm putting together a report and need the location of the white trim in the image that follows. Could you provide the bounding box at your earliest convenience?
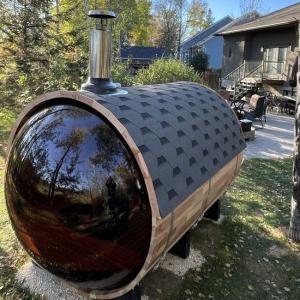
[220,19,298,35]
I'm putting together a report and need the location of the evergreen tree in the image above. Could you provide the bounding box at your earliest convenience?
[0,0,53,104]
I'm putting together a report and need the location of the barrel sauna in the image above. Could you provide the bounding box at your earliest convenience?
[5,82,245,299]
[4,9,245,300]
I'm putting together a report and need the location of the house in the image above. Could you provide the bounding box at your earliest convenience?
[120,46,165,73]
[217,3,300,98]
[180,16,234,69]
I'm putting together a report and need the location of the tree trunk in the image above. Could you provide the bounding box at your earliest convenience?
[289,24,300,242]
[176,0,183,60]
[290,92,300,242]
[290,195,300,242]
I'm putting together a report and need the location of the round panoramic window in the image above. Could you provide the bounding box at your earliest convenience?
[5,102,152,290]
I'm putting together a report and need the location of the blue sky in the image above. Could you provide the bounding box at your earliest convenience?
[208,0,300,20]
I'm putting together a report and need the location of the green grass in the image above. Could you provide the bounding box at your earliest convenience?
[0,108,38,299]
[144,159,300,300]
[0,108,16,160]
[0,109,299,299]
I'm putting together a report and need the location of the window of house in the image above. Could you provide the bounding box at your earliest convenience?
[264,46,287,76]
[228,47,232,58]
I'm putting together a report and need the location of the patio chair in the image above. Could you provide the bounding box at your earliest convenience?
[231,99,246,120]
[243,96,266,127]
[231,95,266,126]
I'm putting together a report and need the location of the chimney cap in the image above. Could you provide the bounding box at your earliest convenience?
[88,10,116,19]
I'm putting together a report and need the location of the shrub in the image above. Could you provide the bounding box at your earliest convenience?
[111,62,134,87]
[134,59,202,85]
[189,50,209,73]
[0,108,16,132]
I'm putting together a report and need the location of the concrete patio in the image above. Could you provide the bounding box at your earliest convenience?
[244,113,294,160]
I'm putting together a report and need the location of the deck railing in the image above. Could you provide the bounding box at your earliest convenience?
[222,59,288,88]
[262,60,288,81]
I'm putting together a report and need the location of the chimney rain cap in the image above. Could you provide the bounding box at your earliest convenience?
[88,10,116,19]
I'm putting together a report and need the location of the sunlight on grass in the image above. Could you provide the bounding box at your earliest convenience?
[172,158,300,300]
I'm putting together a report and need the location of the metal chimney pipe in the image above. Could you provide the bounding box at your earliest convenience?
[90,24,112,79]
[81,10,119,94]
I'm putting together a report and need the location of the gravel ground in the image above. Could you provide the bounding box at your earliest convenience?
[160,248,205,277]
[17,263,89,300]
[17,247,205,300]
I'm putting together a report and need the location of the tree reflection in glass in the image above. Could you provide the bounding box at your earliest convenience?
[5,103,152,290]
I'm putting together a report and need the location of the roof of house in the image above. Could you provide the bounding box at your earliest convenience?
[218,2,300,35]
[215,11,260,34]
[181,16,234,52]
[121,46,165,60]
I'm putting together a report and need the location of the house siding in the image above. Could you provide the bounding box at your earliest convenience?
[181,16,233,70]
[222,33,246,77]
[244,27,297,62]
[222,26,298,83]
[203,36,224,69]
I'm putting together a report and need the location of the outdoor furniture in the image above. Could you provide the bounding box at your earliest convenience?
[244,96,266,126]
[281,96,296,115]
[265,94,280,113]
[231,95,266,126]
[240,119,252,132]
[240,119,255,141]
[231,99,246,119]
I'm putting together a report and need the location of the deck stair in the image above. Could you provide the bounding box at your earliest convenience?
[221,60,289,99]
[221,61,263,98]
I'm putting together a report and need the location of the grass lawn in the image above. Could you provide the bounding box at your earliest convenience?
[0,108,299,299]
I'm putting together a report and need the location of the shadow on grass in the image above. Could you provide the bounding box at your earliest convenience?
[139,159,299,300]
[0,245,37,300]
[162,195,300,300]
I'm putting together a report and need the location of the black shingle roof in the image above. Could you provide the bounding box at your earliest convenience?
[89,82,246,217]
[121,46,165,60]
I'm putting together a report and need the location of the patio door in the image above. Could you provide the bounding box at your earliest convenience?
[264,47,287,78]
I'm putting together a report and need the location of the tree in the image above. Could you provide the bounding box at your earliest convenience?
[290,53,300,242]
[187,0,213,36]
[153,0,214,57]
[0,0,154,106]
[128,0,152,46]
[189,49,209,72]
[153,0,179,57]
[175,0,189,59]
[0,0,53,104]
[205,8,214,28]
[239,0,262,15]
[84,0,152,53]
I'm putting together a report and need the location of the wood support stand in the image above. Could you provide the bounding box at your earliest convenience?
[204,199,221,221]
[169,231,191,259]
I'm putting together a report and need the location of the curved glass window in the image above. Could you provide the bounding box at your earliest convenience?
[5,103,152,290]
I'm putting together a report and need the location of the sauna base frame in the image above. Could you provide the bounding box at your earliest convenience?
[204,199,221,221]
[169,231,191,259]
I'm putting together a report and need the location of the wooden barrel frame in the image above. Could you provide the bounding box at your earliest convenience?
[6,90,244,299]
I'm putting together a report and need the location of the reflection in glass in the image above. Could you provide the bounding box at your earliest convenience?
[5,103,152,290]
